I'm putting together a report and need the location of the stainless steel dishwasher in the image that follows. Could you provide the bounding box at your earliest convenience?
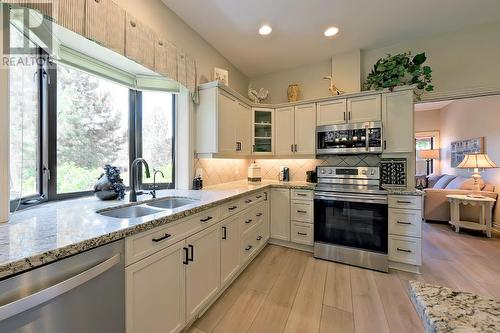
[0,239,125,333]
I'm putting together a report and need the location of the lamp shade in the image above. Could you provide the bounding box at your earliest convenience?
[457,153,498,169]
[418,149,440,160]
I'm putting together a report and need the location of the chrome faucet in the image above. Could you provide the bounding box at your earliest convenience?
[149,169,165,199]
[130,158,151,202]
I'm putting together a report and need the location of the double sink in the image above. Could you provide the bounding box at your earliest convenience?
[97,197,199,219]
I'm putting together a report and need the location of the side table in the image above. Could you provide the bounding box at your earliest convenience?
[446,194,496,237]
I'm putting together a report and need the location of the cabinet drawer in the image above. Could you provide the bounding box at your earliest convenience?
[291,200,313,223]
[291,189,313,201]
[389,208,422,238]
[220,199,242,220]
[242,191,266,208]
[241,222,262,263]
[241,202,267,234]
[388,235,421,265]
[388,195,422,210]
[125,208,219,265]
[291,222,313,246]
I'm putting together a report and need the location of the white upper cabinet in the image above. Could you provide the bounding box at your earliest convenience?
[217,91,237,154]
[105,1,125,55]
[125,241,186,333]
[317,99,347,126]
[275,107,295,155]
[235,101,252,155]
[85,0,108,45]
[382,90,415,153]
[252,108,274,155]
[185,224,220,322]
[294,104,316,154]
[348,95,382,123]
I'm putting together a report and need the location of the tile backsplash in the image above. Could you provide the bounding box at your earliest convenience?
[195,155,380,185]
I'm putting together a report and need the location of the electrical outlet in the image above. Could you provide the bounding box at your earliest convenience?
[196,168,203,178]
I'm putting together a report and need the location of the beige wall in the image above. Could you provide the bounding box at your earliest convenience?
[415,109,441,133]
[438,95,500,222]
[115,0,249,95]
[250,21,500,104]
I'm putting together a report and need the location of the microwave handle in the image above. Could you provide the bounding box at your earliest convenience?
[365,125,370,151]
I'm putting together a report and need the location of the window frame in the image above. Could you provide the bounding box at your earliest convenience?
[415,130,441,175]
[10,59,177,208]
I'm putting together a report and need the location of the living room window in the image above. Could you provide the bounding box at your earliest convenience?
[416,131,440,175]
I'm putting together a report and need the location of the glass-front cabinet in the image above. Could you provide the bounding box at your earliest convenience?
[252,108,274,155]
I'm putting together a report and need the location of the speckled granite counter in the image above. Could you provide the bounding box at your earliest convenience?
[0,180,314,280]
[386,188,425,196]
[410,281,500,333]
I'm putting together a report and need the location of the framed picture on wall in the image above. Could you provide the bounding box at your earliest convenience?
[450,137,484,167]
[213,67,229,85]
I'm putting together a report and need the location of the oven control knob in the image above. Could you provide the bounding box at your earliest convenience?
[370,169,375,175]
[328,169,333,174]
[361,170,367,175]
[321,169,326,174]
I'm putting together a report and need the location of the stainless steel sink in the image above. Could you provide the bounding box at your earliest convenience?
[98,205,161,219]
[146,197,199,210]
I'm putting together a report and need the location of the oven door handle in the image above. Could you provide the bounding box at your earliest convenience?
[315,193,387,204]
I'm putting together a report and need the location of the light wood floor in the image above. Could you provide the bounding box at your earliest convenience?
[189,223,500,333]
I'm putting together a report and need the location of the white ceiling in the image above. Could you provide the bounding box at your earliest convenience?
[415,100,454,112]
[162,0,500,77]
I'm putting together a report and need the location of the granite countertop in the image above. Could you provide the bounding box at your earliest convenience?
[0,180,314,280]
[410,281,500,333]
[386,188,425,196]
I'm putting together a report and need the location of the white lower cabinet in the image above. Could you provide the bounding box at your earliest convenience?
[220,215,241,287]
[126,241,186,333]
[185,224,220,322]
[270,188,291,241]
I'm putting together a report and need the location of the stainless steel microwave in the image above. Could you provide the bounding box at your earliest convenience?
[316,121,383,155]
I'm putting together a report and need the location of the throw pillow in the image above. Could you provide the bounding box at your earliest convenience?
[432,175,457,189]
[445,176,467,189]
[427,174,444,188]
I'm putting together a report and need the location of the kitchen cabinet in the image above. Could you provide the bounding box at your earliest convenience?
[275,107,295,155]
[382,90,414,153]
[294,104,316,154]
[197,87,251,157]
[185,224,220,322]
[105,1,125,55]
[270,188,291,241]
[220,215,241,287]
[126,241,186,333]
[85,0,109,46]
[252,108,274,155]
[348,94,382,123]
[57,0,85,35]
[317,99,347,125]
[275,104,316,156]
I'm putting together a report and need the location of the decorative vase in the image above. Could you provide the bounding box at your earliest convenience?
[287,84,300,102]
[94,165,126,200]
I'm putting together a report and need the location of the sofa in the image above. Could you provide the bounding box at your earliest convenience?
[423,174,498,222]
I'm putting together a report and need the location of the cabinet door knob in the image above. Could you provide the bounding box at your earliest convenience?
[130,21,137,28]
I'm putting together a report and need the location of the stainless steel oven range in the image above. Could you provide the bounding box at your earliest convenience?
[314,166,389,272]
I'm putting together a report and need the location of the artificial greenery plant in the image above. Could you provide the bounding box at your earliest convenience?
[364,52,434,99]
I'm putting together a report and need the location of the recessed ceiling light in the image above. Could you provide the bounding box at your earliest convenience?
[259,24,272,36]
[324,26,339,37]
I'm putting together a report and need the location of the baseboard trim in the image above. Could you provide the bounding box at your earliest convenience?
[389,260,421,274]
[269,238,313,253]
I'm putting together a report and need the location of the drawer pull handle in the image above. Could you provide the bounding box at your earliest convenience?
[397,200,412,204]
[245,199,253,204]
[297,232,308,236]
[152,233,171,242]
[222,226,227,240]
[256,213,263,217]
[256,236,263,241]
[297,210,308,213]
[228,206,238,211]
[200,216,213,222]
[397,221,412,225]
[256,195,263,199]
[245,219,253,224]
[245,245,253,251]
[397,247,412,253]
[297,193,307,197]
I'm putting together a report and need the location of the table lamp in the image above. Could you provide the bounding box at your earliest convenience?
[418,149,440,175]
[457,153,497,198]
